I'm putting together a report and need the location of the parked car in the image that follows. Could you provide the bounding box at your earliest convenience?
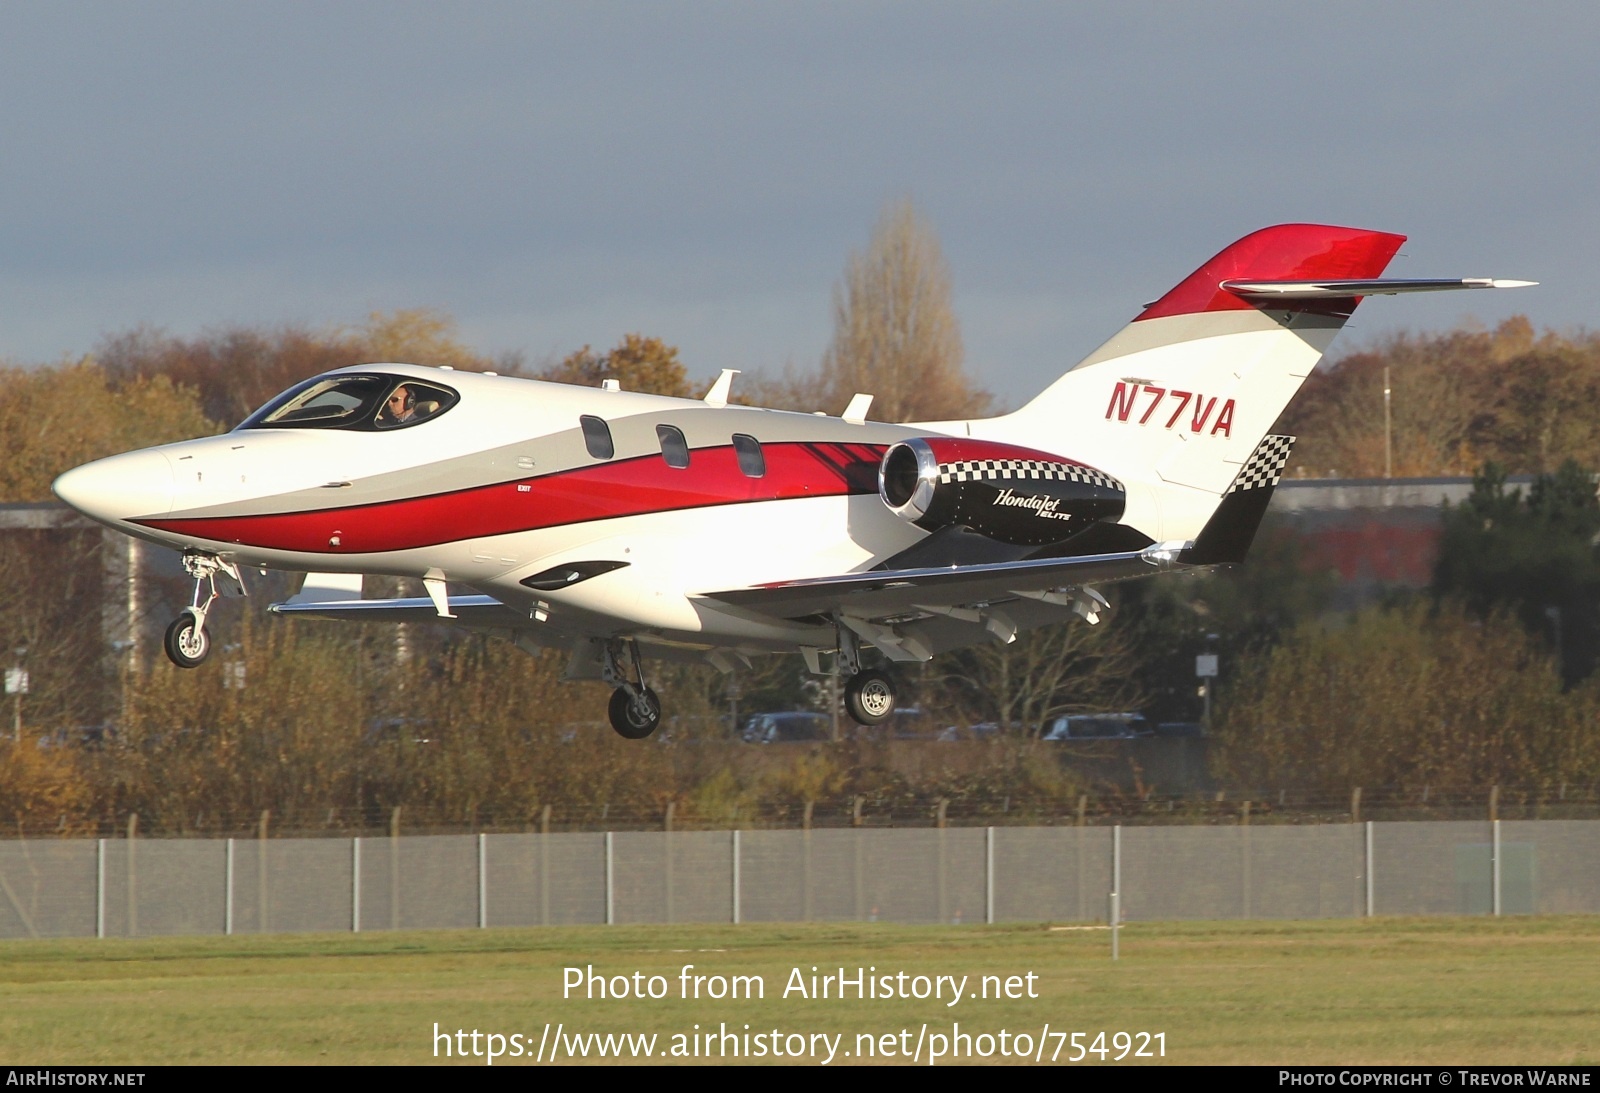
[1040,712,1152,741]
[740,711,831,744]
[937,722,1002,741]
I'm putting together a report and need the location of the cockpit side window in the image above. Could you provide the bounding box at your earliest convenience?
[237,374,459,431]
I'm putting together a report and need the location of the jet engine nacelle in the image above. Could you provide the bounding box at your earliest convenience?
[878,437,1126,547]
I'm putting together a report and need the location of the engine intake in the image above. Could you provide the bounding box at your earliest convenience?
[879,437,1125,547]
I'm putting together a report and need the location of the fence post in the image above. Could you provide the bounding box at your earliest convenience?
[95,838,105,940]
[1113,824,1122,909]
[1242,803,1252,919]
[1492,818,1502,917]
[258,810,270,936]
[1351,787,1362,824]
[478,833,488,929]
[731,830,742,925]
[539,820,550,927]
[1364,820,1375,918]
[604,831,614,926]
[802,804,813,922]
[1489,784,1500,823]
[665,803,676,926]
[389,806,401,931]
[1110,824,1122,961]
[985,826,995,925]
[351,837,362,933]
[937,806,948,924]
[224,838,234,936]
[853,825,864,921]
[126,813,138,938]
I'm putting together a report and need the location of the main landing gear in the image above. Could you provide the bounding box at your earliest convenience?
[836,623,896,726]
[163,551,244,669]
[601,639,661,739]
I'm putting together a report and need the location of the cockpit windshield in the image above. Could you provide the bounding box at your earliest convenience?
[236,374,460,432]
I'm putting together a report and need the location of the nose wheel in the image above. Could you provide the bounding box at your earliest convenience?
[601,638,663,739]
[162,551,244,670]
[164,612,212,668]
[608,686,662,739]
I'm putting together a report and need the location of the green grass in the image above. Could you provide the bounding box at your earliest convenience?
[0,917,1597,1064]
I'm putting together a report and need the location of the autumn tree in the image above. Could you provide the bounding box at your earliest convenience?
[1280,317,1600,478]
[95,309,503,427]
[1212,600,1600,791]
[539,333,692,398]
[819,199,989,423]
[0,361,218,502]
[938,615,1149,735]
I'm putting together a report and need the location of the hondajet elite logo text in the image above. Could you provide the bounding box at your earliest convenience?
[991,489,1074,520]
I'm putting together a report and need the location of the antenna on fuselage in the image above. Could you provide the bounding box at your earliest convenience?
[842,392,873,424]
[704,369,741,408]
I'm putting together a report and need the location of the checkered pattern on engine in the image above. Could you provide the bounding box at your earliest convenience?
[937,459,1124,493]
[1227,435,1296,494]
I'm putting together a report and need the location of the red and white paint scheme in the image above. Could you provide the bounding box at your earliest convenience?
[53,224,1532,737]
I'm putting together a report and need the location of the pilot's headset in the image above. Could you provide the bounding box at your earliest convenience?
[389,385,414,415]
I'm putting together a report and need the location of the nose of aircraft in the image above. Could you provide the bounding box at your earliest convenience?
[52,449,175,525]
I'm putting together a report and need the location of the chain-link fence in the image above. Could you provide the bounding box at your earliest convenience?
[0,820,1594,939]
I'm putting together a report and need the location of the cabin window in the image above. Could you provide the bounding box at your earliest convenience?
[580,415,615,460]
[732,433,765,478]
[657,425,690,469]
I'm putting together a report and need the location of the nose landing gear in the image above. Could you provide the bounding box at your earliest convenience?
[601,638,662,739]
[162,551,245,669]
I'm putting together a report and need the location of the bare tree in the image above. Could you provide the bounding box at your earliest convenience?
[820,199,989,423]
[940,618,1149,735]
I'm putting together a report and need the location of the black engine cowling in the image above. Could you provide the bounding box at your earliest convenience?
[878,437,1125,547]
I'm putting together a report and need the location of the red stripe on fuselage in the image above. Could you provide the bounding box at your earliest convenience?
[134,441,887,554]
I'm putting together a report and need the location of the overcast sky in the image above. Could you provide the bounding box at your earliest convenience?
[0,2,1590,406]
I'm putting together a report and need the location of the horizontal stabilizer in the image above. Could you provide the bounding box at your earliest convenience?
[1221,277,1535,299]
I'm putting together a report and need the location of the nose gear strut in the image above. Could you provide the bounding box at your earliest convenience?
[163,551,245,669]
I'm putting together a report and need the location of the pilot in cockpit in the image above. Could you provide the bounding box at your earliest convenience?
[378,383,445,428]
[380,385,418,426]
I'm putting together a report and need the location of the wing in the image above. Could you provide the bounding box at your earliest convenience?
[698,434,1296,661]
[698,545,1187,622]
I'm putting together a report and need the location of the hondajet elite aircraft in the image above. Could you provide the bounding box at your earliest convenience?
[53,224,1531,737]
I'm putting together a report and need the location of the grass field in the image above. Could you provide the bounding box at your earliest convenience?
[0,917,1596,1065]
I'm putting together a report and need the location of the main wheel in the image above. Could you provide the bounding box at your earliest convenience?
[163,613,211,669]
[844,669,896,726]
[608,686,662,739]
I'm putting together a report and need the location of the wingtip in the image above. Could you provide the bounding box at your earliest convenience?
[1490,279,1538,289]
